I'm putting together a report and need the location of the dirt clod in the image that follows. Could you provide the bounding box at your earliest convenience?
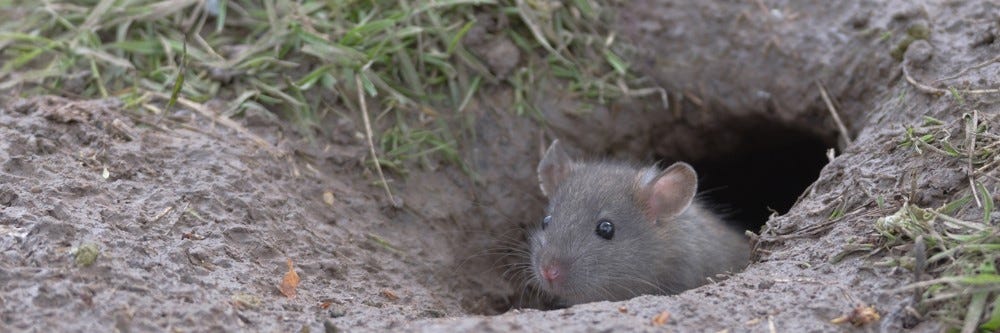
[233,293,263,310]
[74,243,100,267]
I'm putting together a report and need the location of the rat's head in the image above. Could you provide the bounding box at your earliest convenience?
[529,140,698,304]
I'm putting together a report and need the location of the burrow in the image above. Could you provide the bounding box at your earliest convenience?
[434,85,852,315]
[434,1,896,316]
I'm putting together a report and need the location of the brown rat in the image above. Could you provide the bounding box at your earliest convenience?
[530,140,749,305]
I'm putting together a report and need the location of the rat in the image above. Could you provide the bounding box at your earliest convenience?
[529,140,750,305]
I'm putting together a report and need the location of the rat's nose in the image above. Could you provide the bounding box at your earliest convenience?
[541,264,562,283]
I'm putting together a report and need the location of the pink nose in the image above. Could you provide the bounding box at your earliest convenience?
[541,264,562,283]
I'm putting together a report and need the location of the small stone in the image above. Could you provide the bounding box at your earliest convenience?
[904,40,933,64]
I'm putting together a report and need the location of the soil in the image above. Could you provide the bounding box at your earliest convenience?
[2,0,999,332]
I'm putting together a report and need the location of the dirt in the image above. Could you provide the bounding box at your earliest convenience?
[0,96,490,331]
[2,0,999,332]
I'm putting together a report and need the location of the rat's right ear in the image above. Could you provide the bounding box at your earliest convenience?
[537,140,573,197]
[644,162,698,219]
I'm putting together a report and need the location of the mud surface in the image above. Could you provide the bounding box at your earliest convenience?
[2,0,999,332]
[0,96,496,331]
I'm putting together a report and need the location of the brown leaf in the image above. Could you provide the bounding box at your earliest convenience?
[279,259,300,299]
[618,306,628,314]
[651,310,670,326]
[831,305,880,326]
[849,305,880,326]
[319,301,333,309]
[381,289,399,301]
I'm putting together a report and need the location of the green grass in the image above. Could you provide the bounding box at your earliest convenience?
[0,0,652,174]
[882,111,999,331]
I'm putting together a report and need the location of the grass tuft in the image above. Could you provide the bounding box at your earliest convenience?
[881,111,1000,331]
[0,0,653,176]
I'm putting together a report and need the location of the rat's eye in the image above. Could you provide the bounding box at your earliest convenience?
[542,215,552,229]
[595,220,614,240]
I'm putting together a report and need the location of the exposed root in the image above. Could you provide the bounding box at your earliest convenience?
[903,62,1000,96]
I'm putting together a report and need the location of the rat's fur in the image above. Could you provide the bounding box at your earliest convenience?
[531,140,749,305]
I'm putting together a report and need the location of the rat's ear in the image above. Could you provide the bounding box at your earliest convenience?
[537,140,574,197]
[644,162,698,218]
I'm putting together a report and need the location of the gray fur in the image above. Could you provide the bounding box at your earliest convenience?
[530,142,749,305]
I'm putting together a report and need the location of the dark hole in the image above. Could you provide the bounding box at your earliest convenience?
[662,122,833,233]
[489,117,835,313]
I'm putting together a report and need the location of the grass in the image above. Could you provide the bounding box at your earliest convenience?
[880,111,999,331]
[0,0,654,175]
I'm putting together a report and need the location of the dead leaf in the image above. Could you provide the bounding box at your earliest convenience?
[381,289,399,301]
[319,301,333,309]
[851,305,880,325]
[651,310,670,326]
[279,259,300,298]
[831,305,880,326]
[618,306,628,314]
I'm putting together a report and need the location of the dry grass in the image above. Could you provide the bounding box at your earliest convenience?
[881,111,1000,332]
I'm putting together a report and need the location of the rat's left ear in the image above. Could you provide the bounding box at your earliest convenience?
[537,140,573,197]
[643,162,697,218]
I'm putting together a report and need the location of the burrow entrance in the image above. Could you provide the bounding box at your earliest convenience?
[476,112,840,314]
[671,120,835,233]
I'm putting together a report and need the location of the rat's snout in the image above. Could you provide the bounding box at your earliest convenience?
[540,261,565,286]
